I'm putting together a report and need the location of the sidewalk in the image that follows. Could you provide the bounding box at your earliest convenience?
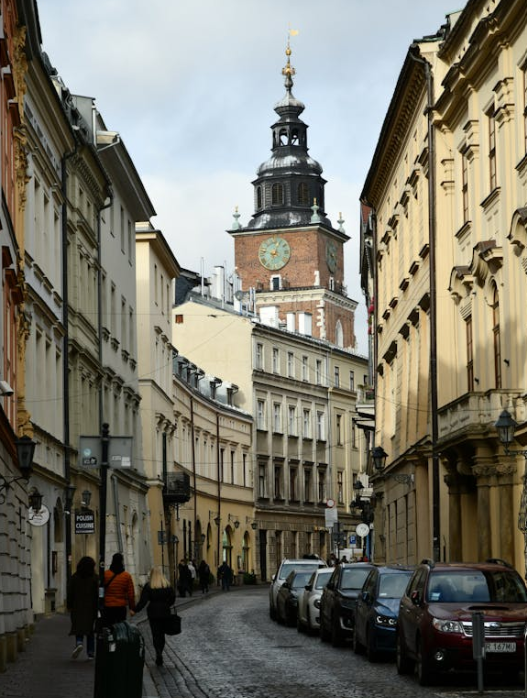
[0,582,244,698]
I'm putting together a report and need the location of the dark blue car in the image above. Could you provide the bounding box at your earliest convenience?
[352,565,413,661]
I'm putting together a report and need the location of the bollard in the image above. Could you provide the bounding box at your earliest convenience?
[472,611,485,695]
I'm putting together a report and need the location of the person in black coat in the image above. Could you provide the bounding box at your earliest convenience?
[67,556,99,659]
[131,566,175,666]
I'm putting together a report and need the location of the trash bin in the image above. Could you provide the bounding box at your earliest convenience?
[94,621,145,698]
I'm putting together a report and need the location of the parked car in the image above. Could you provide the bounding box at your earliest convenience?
[319,562,375,646]
[352,565,413,661]
[396,558,527,686]
[269,557,327,620]
[297,567,334,634]
[276,569,316,626]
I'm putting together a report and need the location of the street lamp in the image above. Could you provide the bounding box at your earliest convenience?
[495,409,527,573]
[0,435,36,504]
[372,446,414,485]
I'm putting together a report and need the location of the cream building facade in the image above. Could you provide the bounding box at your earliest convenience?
[361,0,527,570]
[174,290,368,579]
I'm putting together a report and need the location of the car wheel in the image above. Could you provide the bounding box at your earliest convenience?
[269,604,277,621]
[306,609,313,635]
[297,615,305,633]
[352,626,364,655]
[395,631,414,675]
[286,606,296,627]
[365,626,378,663]
[331,617,344,647]
[416,636,434,686]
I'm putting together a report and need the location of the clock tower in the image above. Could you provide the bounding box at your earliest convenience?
[230,44,357,350]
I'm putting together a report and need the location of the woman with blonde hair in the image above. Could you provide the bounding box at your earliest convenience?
[131,566,175,666]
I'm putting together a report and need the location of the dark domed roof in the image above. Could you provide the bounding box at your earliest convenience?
[242,44,331,231]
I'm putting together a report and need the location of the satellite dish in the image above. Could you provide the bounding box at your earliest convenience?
[234,290,244,301]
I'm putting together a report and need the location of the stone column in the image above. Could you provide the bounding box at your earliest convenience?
[497,461,519,567]
[472,463,496,561]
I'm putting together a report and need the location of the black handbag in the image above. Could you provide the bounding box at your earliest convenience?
[164,607,181,636]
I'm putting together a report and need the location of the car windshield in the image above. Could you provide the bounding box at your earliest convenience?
[278,562,321,580]
[341,567,371,590]
[427,570,527,603]
[315,570,333,590]
[378,572,412,598]
[292,572,314,589]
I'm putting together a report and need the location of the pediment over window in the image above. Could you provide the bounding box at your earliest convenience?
[449,265,473,303]
[470,240,502,283]
[507,207,527,254]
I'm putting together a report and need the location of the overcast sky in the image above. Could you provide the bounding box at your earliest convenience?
[37,0,459,354]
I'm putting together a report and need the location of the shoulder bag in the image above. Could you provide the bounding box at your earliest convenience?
[164,606,181,636]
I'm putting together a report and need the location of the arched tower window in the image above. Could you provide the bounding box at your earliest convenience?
[279,129,287,145]
[492,285,501,389]
[297,182,309,205]
[335,320,344,348]
[272,183,284,205]
[291,128,299,145]
[256,186,262,210]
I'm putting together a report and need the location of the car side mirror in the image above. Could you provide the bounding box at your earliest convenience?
[282,582,290,589]
[361,591,370,603]
[271,574,276,582]
[326,581,334,590]
[305,584,312,591]
[410,589,420,605]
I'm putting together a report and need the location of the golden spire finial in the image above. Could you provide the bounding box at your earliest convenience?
[282,28,299,87]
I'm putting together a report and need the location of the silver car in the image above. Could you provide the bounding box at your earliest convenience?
[297,568,333,633]
[269,557,327,621]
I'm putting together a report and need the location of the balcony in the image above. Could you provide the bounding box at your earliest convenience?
[437,390,524,447]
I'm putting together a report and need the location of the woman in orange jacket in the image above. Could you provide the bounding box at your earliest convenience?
[102,552,136,626]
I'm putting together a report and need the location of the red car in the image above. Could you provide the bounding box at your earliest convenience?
[396,559,527,686]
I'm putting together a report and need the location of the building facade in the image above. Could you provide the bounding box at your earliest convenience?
[361,0,527,570]
[174,293,368,578]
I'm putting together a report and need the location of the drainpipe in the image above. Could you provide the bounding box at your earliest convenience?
[216,413,221,565]
[62,142,77,587]
[190,397,197,559]
[410,45,440,562]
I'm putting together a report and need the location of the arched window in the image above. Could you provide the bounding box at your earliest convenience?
[272,183,284,205]
[335,320,344,348]
[298,182,309,205]
[291,128,299,145]
[492,285,501,389]
[256,186,262,210]
[279,129,287,145]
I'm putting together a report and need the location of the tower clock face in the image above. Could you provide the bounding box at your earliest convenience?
[326,240,337,273]
[258,235,291,271]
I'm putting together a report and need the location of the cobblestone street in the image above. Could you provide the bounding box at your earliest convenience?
[143,587,525,698]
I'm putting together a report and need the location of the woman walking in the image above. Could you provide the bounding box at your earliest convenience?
[67,556,98,659]
[131,566,175,666]
[102,552,136,626]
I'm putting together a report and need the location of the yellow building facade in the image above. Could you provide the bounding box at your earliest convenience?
[361,0,527,570]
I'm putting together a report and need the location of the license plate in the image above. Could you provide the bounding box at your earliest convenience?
[485,642,516,653]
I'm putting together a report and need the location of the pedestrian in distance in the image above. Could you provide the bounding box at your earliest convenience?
[218,561,233,591]
[67,556,99,660]
[198,559,210,593]
[131,566,175,667]
[188,559,197,593]
[177,559,192,598]
[102,552,136,626]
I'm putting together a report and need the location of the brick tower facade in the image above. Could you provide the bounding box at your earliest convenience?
[229,44,357,350]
